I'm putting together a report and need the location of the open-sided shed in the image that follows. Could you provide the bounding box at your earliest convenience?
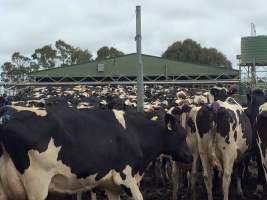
[28,53,239,87]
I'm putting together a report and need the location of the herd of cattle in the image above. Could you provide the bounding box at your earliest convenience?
[0,84,266,200]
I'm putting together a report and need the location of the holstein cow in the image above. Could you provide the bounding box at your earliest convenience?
[0,105,192,200]
[173,84,251,200]
[170,89,209,200]
[167,104,197,200]
[170,103,204,200]
[255,102,267,195]
[207,84,237,104]
[246,89,267,196]
[207,84,229,103]
[192,100,252,200]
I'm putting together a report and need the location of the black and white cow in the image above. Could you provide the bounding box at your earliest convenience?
[173,85,252,200]
[193,100,252,200]
[170,92,210,200]
[255,102,267,196]
[169,91,208,200]
[207,84,229,103]
[246,89,267,195]
[0,105,192,200]
[167,104,197,200]
[207,84,238,104]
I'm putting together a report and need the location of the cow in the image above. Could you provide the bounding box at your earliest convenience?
[255,102,267,197]
[193,100,252,200]
[0,105,192,200]
[170,93,208,200]
[207,84,238,104]
[173,90,252,200]
[246,89,267,126]
[207,84,229,103]
[170,104,201,200]
[246,89,267,196]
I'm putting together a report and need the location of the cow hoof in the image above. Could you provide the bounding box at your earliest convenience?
[237,194,245,200]
[253,185,263,199]
[253,191,263,199]
[253,192,262,199]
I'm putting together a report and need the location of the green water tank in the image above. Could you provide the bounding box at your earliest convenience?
[241,35,267,66]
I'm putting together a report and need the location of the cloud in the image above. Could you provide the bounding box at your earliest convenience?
[0,0,266,69]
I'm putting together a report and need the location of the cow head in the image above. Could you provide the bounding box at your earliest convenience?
[246,89,267,124]
[163,106,193,164]
[257,104,267,145]
[165,105,191,130]
[208,84,229,103]
[247,89,266,106]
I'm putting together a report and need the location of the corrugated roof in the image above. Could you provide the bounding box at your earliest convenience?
[30,53,238,77]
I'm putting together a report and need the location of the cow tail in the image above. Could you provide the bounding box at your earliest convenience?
[208,126,222,172]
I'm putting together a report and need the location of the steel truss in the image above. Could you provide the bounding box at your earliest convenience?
[239,65,267,91]
[0,73,239,87]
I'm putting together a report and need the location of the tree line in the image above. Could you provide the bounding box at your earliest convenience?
[162,39,232,69]
[1,39,232,82]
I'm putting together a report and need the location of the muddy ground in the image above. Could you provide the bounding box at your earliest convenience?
[47,167,267,200]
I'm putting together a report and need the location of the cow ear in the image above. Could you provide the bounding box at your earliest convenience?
[164,113,177,131]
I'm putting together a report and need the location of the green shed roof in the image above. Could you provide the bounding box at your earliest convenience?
[30,54,238,78]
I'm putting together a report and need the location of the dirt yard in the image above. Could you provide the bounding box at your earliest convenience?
[47,166,267,200]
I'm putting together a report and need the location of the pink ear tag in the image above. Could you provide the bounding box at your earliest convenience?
[212,102,220,112]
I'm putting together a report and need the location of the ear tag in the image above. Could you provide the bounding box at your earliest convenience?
[212,102,220,112]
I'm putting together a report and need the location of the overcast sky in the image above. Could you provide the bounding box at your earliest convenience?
[0,0,266,69]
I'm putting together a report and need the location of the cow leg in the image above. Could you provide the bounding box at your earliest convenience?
[164,158,171,181]
[22,171,53,200]
[171,161,179,200]
[123,178,143,200]
[105,190,120,200]
[76,192,82,200]
[236,177,244,199]
[113,166,143,200]
[254,157,266,199]
[235,162,245,199]
[200,154,213,200]
[91,190,97,200]
[0,180,7,200]
[255,153,265,195]
[186,171,190,191]
[203,169,213,200]
[151,160,161,183]
[190,153,199,200]
[222,155,235,200]
[254,136,267,197]
[159,159,166,182]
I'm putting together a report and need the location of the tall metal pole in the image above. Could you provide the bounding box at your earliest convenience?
[136,5,144,112]
[250,23,257,90]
